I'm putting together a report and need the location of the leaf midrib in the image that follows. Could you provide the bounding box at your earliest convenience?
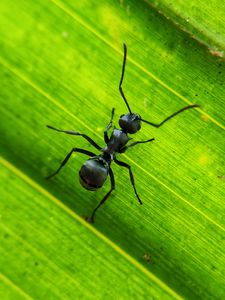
[50,0,225,130]
[0,273,33,300]
[0,156,183,300]
[144,0,225,53]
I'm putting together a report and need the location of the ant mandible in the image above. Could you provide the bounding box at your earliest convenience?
[46,43,199,222]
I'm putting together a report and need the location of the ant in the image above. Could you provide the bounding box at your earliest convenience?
[46,43,199,222]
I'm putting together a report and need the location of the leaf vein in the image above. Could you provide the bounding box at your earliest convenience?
[0,155,183,300]
[49,0,225,131]
[0,57,224,233]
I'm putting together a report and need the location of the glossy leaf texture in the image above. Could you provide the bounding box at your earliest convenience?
[0,0,225,299]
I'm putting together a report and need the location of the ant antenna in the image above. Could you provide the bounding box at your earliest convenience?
[140,104,199,128]
[119,43,132,114]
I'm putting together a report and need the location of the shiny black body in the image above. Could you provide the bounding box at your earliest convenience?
[79,126,132,192]
[104,128,130,154]
[46,43,199,222]
[46,107,150,222]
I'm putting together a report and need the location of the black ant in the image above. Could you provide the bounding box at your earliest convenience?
[46,43,199,222]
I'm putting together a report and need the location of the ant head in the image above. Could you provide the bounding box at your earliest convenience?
[79,157,109,191]
[119,113,141,134]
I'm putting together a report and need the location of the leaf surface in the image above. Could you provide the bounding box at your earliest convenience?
[0,0,225,299]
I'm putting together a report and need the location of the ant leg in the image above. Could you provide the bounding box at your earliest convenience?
[88,168,115,223]
[120,138,155,153]
[141,104,199,128]
[119,43,132,114]
[104,108,115,143]
[46,148,96,180]
[47,125,102,150]
[114,158,142,205]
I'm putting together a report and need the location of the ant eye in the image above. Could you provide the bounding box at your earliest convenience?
[135,116,139,120]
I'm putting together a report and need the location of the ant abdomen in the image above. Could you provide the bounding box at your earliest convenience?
[79,158,109,191]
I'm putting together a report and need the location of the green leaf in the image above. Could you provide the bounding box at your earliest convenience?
[146,0,225,52]
[0,0,225,299]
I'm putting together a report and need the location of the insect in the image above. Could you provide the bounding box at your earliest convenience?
[46,43,199,222]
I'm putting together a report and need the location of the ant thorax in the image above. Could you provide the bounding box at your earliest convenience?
[105,128,130,154]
